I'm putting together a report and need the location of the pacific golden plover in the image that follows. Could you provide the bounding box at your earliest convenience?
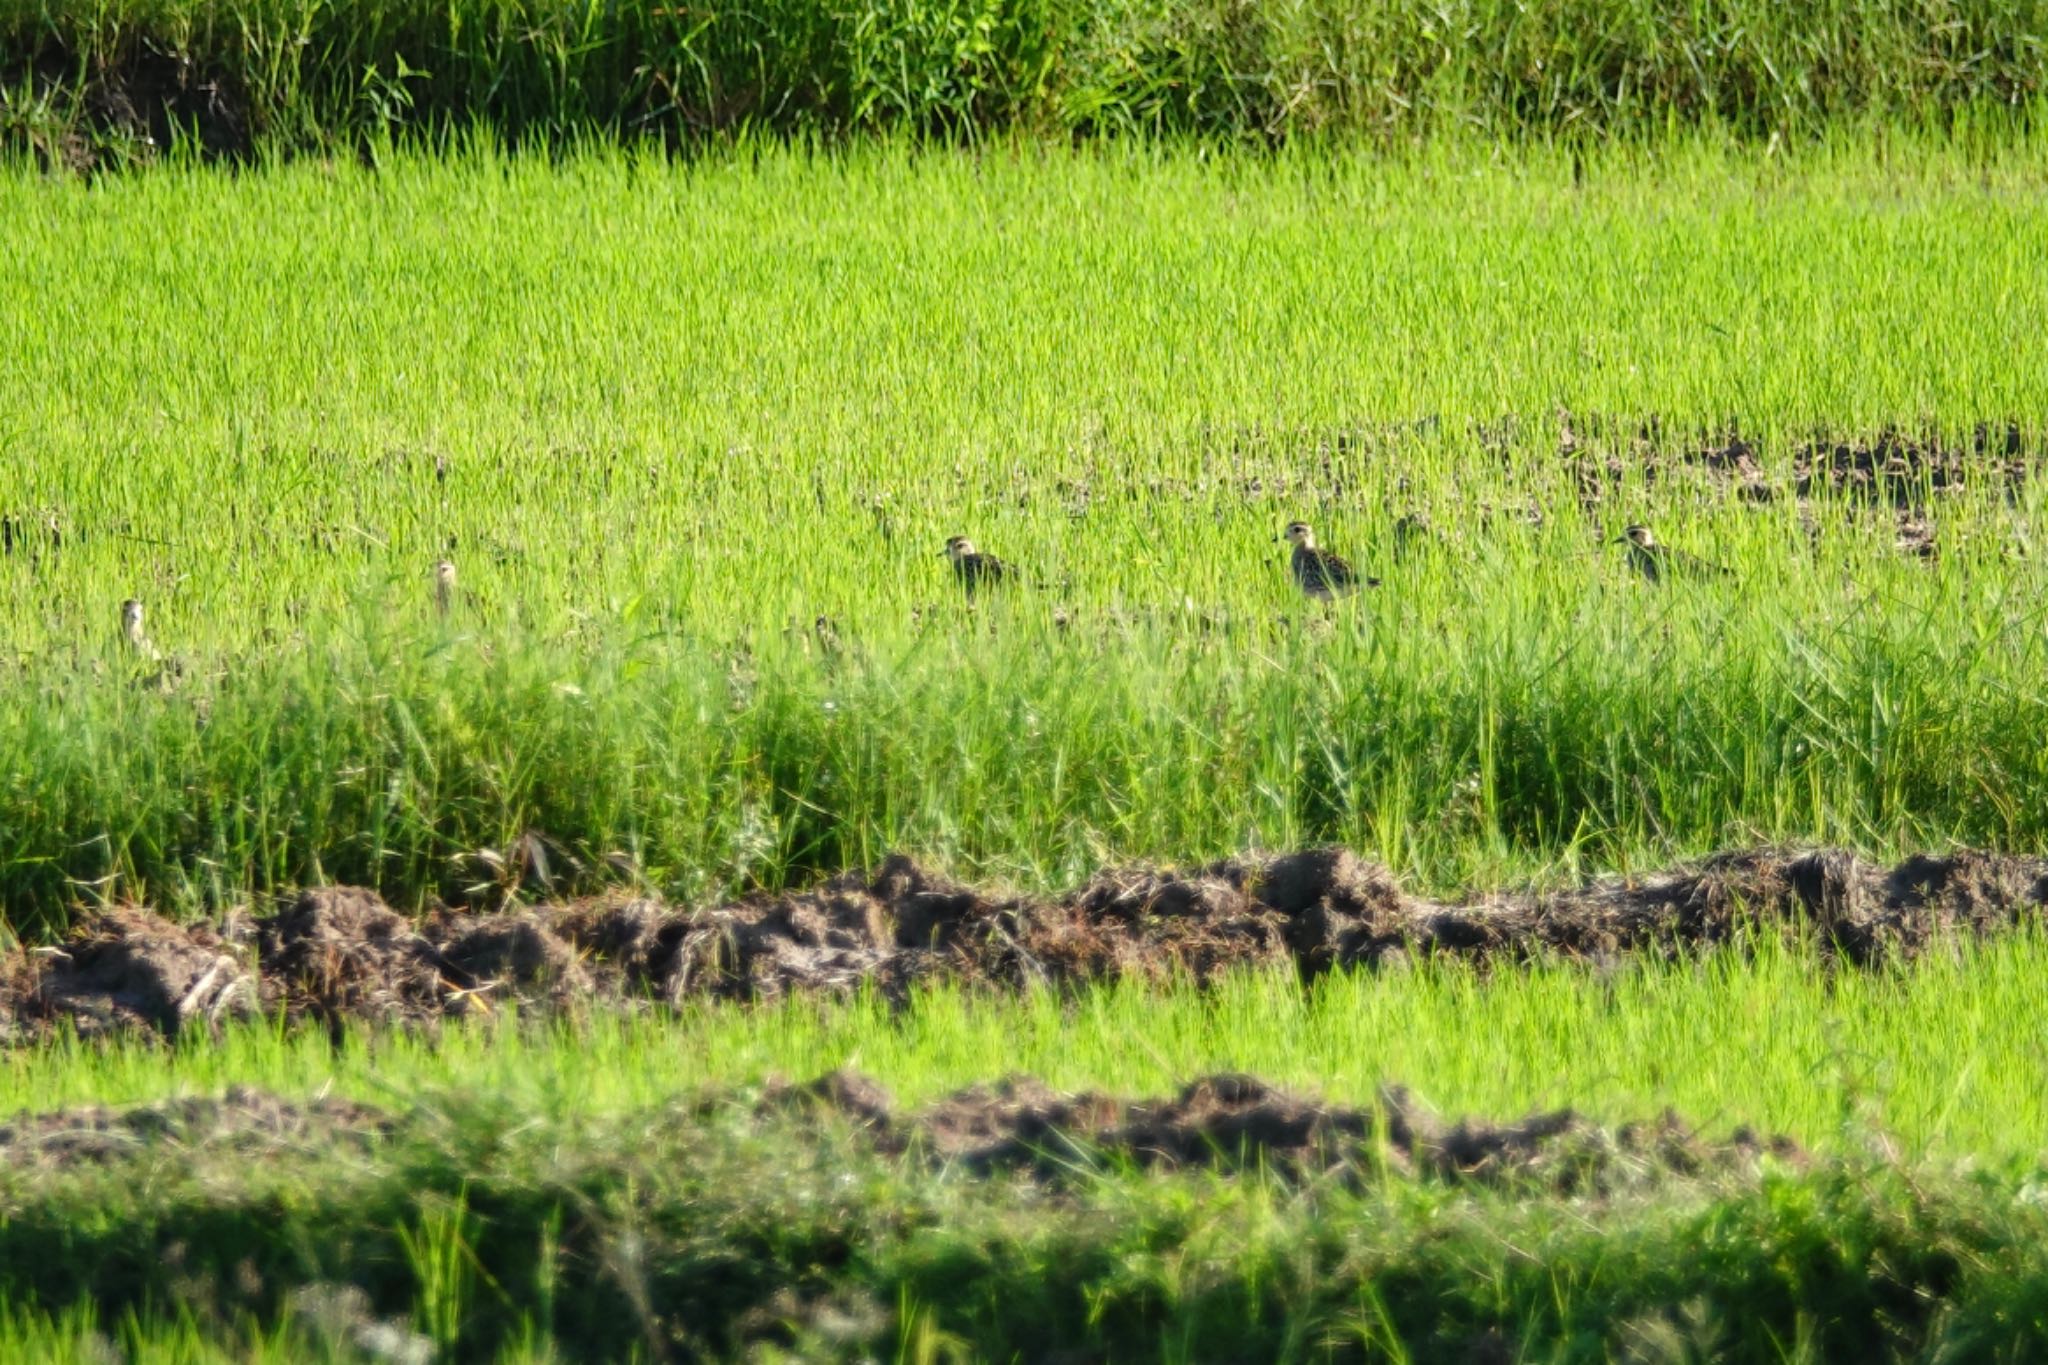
[812,614,843,658]
[941,536,1014,600]
[1279,522,1375,600]
[118,597,186,691]
[433,559,457,618]
[120,598,160,660]
[1616,524,1729,583]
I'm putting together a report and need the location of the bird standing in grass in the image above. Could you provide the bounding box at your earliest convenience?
[118,597,185,690]
[941,536,1014,600]
[1615,524,1729,583]
[433,559,457,618]
[1278,522,1375,600]
[120,598,159,660]
[812,614,843,661]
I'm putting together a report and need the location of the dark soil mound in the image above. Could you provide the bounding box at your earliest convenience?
[432,908,596,1008]
[15,906,254,1041]
[259,887,453,1031]
[6,845,2046,1043]
[770,1069,1803,1193]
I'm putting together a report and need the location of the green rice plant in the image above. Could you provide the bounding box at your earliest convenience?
[0,1062,2046,1360]
[0,136,2045,927]
[0,1300,321,1363]
[10,937,2048,1162]
[398,1194,460,1350]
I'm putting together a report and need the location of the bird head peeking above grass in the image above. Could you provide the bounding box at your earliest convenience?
[433,558,457,615]
[1617,524,1657,547]
[1278,521,1317,548]
[939,536,1013,598]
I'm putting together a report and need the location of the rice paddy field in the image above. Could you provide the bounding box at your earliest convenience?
[6,136,2048,925]
[6,9,2048,1353]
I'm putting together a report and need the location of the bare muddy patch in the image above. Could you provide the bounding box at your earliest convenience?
[1193,417,2034,521]
[6,845,2045,1042]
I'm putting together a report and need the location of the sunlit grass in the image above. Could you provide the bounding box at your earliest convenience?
[6,943,2048,1359]
[4,96,2047,1365]
[0,137,2045,928]
[10,937,2048,1164]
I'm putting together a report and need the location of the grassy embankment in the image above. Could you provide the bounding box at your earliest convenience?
[2,139,2047,932]
[14,940,2048,1156]
[1,943,2048,1358]
[12,1113,2046,1361]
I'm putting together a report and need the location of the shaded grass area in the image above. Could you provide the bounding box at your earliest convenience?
[13,942,2048,1163]
[3,948,2047,1357]
[3,0,2045,168]
[2,143,2047,928]
[0,1076,2043,1360]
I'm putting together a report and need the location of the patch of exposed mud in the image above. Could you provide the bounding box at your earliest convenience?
[0,1086,387,1168]
[1555,418,2032,512]
[1198,416,2034,522]
[765,1069,1803,1193]
[1203,416,2036,568]
[6,846,2047,1042]
[1789,424,2029,504]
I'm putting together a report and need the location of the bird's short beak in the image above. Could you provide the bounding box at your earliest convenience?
[935,548,948,556]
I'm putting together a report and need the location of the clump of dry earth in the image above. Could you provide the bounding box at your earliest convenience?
[3,845,2043,1045]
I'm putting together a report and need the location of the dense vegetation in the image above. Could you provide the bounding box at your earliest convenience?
[6,1115,2041,1361]
[6,6,2046,1350]
[3,139,2046,930]
[6,947,2048,1359]
[1,0,2045,166]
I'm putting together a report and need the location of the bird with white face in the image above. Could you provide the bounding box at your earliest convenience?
[433,559,457,618]
[1615,524,1729,584]
[1278,522,1376,600]
[120,598,159,659]
[940,536,1014,600]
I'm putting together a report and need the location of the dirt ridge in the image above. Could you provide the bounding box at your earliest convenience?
[0,1071,1797,1194]
[0,1086,387,1167]
[7,844,2046,1043]
[763,1068,1803,1192]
